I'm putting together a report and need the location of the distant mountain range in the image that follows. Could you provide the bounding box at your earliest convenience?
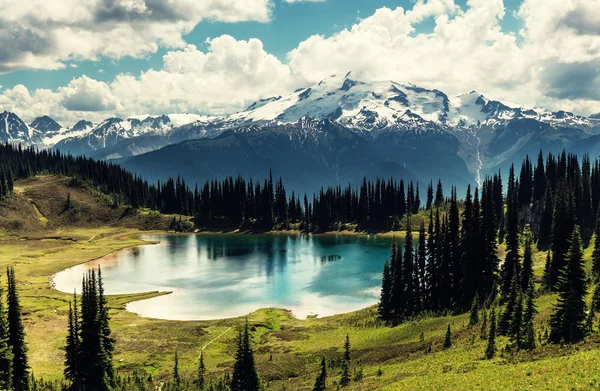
[2,72,600,193]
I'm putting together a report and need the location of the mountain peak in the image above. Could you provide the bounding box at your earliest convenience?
[30,115,62,134]
[72,120,93,131]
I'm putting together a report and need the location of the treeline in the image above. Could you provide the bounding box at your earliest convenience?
[1,142,450,232]
[379,150,600,349]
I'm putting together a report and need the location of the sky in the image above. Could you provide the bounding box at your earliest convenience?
[0,0,598,126]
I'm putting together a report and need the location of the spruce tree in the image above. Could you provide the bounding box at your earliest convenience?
[592,284,600,312]
[0,275,12,390]
[197,351,206,390]
[469,293,480,327]
[340,335,351,387]
[521,284,537,350]
[312,357,327,391]
[501,165,520,300]
[231,320,262,391]
[173,352,181,389]
[485,308,497,359]
[378,261,392,321]
[592,207,600,279]
[499,269,520,336]
[549,227,588,343]
[443,325,452,349]
[537,188,553,250]
[7,267,29,391]
[480,311,488,340]
[521,239,534,293]
[548,182,575,289]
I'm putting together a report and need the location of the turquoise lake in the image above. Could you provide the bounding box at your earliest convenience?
[52,233,397,320]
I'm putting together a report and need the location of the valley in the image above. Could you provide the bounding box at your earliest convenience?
[0,175,599,390]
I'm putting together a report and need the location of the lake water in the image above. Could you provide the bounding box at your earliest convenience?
[52,233,397,320]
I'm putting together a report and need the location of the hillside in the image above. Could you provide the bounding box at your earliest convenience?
[0,177,599,390]
[0,176,183,234]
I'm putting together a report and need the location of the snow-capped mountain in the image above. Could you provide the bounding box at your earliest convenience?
[30,116,62,134]
[2,73,599,193]
[1,111,40,145]
[53,115,174,157]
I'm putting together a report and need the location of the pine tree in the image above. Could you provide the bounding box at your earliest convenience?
[378,261,393,321]
[231,320,262,391]
[312,357,327,391]
[340,335,351,387]
[197,351,206,390]
[480,311,488,340]
[64,297,80,390]
[469,293,480,326]
[499,269,520,336]
[97,267,114,384]
[501,165,520,300]
[521,284,537,350]
[549,227,588,343]
[173,352,181,389]
[592,284,600,312]
[592,207,600,279]
[537,188,553,250]
[443,325,452,349]
[485,308,497,359]
[435,180,444,207]
[548,182,575,290]
[0,275,12,390]
[7,267,29,391]
[521,239,534,293]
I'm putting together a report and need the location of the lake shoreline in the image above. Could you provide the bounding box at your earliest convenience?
[52,230,391,322]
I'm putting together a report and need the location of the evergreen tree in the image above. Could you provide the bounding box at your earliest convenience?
[537,188,553,250]
[480,311,488,340]
[499,269,520,336]
[231,320,262,391]
[416,221,427,313]
[592,207,600,279]
[7,267,29,391]
[339,335,352,387]
[434,180,444,207]
[378,261,393,321]
[443,325,452,349]
[0,275,12,390]
[197,351,206,390]
[521,283,537,350]
[501,165,520,300]
[173,352,181,389]
[403,217,415,317]
[312,357,327,391]
[521,238,534,293]
[548,182,575,290]
[549,227,588,343]
[592,284,600,312]
[469,293,480,326]
[485,308,497,359]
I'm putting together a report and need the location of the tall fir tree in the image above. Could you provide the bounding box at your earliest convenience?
[312,357,327,391]
[197,351,206,390]
[501,165,520,301]
[0,275,12,390]
[485,308,497,359]
[7,267,29,391]
[549,227,588,343]
[231,320,262,391]
[592,206,600,279]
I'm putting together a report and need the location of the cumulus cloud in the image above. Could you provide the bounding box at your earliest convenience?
[1,0,599,124]
[0,0,274,73]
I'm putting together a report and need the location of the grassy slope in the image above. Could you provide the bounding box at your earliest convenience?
[0,176,599,390]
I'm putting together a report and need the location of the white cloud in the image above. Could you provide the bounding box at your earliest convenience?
[1,0,599,124]
[0,0,274,73]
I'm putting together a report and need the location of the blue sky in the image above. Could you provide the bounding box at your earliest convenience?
[0,0,524,92]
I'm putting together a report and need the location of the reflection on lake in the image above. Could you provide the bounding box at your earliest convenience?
[52,233,398,320]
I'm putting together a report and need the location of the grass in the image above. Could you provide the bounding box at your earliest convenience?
[1,176,600,390]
